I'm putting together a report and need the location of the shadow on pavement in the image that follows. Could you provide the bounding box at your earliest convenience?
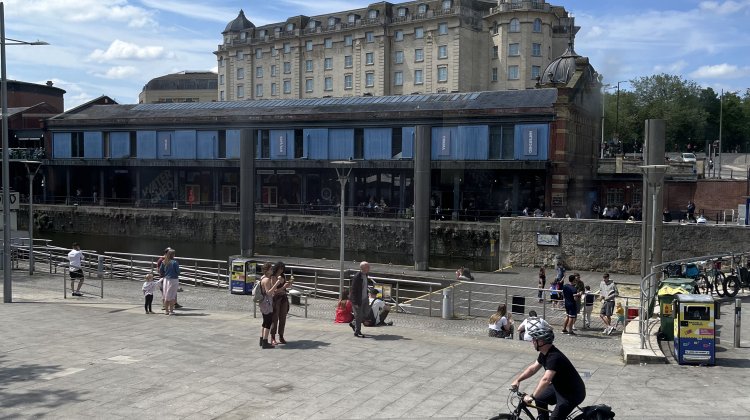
[278,340,331,350]
[369,334,412,341]
[0,356,87,409]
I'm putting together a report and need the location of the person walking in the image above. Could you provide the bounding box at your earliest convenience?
[537,266,546,303]
[142,273,158,314]
[510,324,586,420]
[159,249,180,315]
[598,273,619,334]
[157,247,182,310]
[68,242,85,296]
[561,275,580,335]
[582,285,595,329]
[573,273,585,329]
[269,261,291,345]
[349,261,371,338]
[258,262,284,349]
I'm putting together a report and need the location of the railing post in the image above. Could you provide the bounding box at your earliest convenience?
[304,295,308,318]
[314,271,318,298]
[396,282,400,313]
[467,282,472,317]
[100,275,104,298]
[216,263,221,288]
[129,256,134,280]
[194,260,198,287]
[735,298,742,348]
[428,285,433,317]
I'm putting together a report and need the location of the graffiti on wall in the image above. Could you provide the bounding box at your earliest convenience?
[142,171,174,202]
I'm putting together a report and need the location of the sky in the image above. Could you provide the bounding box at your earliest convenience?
[4,0,750,110]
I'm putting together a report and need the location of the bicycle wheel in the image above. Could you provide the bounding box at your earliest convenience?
[723,274,739,297]
[714,272,726,297]
[489,409,535,420]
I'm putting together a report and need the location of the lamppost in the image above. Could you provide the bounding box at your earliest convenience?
[2,1,49,302]
[331,160,356,296]
[21,160,41,275]
[600,83,615,158]
[614,80,626,151]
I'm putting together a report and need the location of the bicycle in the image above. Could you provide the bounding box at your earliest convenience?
[489,388,615,420]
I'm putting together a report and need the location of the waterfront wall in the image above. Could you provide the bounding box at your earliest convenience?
[21,205,750,274]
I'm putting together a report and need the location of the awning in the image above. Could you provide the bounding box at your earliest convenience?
[13,129,44,140]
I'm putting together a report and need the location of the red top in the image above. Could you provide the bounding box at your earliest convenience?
[334,300,353,323]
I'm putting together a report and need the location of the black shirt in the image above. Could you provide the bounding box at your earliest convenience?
[537,346,586,401]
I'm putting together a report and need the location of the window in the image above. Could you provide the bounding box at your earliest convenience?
[237,68,245,79]
[491,67,498,82]
[366,52,374,65]
[417,3,427,14]
[348,14,357,23]
[283,79,291,94]
[368,9,378,19]
[345,35,352,46]
[220,90,225,101]
[344,55,353,68]
[283,43,291,53]
[532,43,541,57]
[283,62,291,73]
[398,7,407,17]
[305,79,313,92]
[365,72,374,87]
[271,47,278,57]
[437,66,448,82]
[328,17,337,27]
[324,57,333,70]
[605,188,624,207]
[237,85,244,98]
[394,50,404,64]
[237,50,244,60]
[415,27,424,39]
[259,29,266,37]
[219,74,224,85]
[325,77,333,91]
[308,20,317,29]
[255,84,263,97]
[305,60,313,72]
[510,18,520,32]
[394,71,403,86]
[438,45,447,59]
[271,83,278,96]
[306,40,313,51]
[255,66,263,77]
[442,0,452,10]
[395,30,404,41]
[414,69,423,84]
[509,43,519,56]
[415,48,424,62]
[271,65,277,76]
[286,23,294,31]
[493,46,499,58]
[219,57,224,68]
[366,31,374,43]
[325,38,332,48]
[508,65,519,80]
[438,22,448,35]
[255,48,262,59]
[533,18,542,33]
[531,65,541,79]
[344,74,353,89]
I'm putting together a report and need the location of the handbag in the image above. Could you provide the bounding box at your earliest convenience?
[259,294,273,315]
[252,281,263,303]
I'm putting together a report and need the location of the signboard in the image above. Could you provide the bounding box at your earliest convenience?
[523,128,538,156]
[0,192,20,210]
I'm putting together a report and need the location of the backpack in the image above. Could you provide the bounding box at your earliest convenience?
[575,404,616,420]
[252,282,264,303]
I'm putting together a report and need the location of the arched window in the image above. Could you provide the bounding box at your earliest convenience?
[533,18,542,32]
[509,18,520,32]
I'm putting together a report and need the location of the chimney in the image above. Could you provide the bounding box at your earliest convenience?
[46,81,53,86]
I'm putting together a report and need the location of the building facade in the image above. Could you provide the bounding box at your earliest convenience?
[215,0,577,101]
[138,71,219,104]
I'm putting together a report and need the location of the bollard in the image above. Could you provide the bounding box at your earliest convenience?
[97,255,104,278]
[735,298,742,348]
[442,287,454,319]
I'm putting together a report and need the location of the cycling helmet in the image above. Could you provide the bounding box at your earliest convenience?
[527,321,555,345]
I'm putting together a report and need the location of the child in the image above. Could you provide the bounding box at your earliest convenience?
[583,285,595,328]
[611,302,626,333]
[549,281,560,309]
[142,273,159,314]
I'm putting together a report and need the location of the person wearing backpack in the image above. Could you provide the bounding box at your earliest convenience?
[257,262,283,349]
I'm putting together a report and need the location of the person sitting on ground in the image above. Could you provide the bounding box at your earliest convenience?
[517,310,552,341]
[456,266,475,281]
[488,304,514,338]
[364,288,393,327]
[335,290,354,325]
[696,213,707,224]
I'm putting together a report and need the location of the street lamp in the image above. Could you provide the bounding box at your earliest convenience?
[331,160,356,296]
[615,80,626,150]
[2,1,49,303]
[600,83,615,158]
[20,160,41,275]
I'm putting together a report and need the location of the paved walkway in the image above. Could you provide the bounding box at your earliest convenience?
[2,264,749,419]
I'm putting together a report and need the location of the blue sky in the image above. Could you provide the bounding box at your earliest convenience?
[4,0,749,110]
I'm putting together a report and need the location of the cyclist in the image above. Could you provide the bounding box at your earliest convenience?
[509,323,586,420]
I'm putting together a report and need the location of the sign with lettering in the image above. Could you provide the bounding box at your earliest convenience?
[278,134,287,156]
[523,128,538,156]
[440,134,450,156]
[0,192,20,210]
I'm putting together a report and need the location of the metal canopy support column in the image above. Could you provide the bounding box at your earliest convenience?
[413,125,431,271]
[240,128,255,257]
[640,120,666,279]
[332,160,356,296]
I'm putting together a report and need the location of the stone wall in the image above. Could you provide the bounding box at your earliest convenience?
[21,205,750,274]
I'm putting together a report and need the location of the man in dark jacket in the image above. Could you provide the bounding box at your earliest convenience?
[349,261,371,338]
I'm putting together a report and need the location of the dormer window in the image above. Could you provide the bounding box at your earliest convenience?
[274,27,281,34]
[328,16,337,27]
[308,20,317,29]
[286,23,294,31]
[417,3,428,14]
[240,32,247,40]
[348,14,357,23]
[442,0,452,11]
[368,9,378,19]
[398,7,407,17]
[259,29,266,37]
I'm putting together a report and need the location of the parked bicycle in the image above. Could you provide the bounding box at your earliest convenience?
[489,388,615,420]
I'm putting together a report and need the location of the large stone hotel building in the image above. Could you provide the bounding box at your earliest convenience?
[215,0,577,101]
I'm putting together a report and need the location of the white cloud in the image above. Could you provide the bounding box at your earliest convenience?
[7,0,156,28]
[699,0,750,15]
[89,40,173,62]
[139,0,238,23]
[653,60,689,74]
[97,66,139,79]
[690,63,748,79]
